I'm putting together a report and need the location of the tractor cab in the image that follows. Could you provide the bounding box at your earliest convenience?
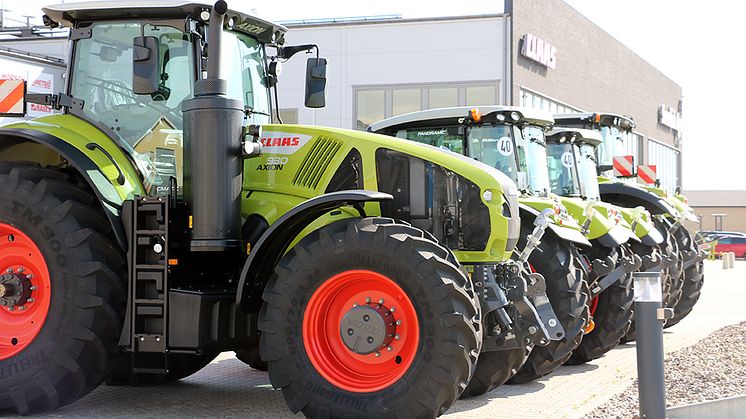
[552,112,635,180]
[545,127,603,201]
[370,106,555,198]
[31,1,325,194]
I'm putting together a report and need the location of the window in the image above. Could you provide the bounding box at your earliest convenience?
[355,82,499,130]
[466,85,497,106]
[356,89,385,130]
[222,31,270,125]
[520,88,581,114]
[647,139,680,192]
[273,108,298,124]
[70,22,195,194]
[429,87,458,108]
[392,89,421,116]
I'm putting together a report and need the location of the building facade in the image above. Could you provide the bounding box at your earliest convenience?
[275,0,684,191]
[684,190,746,233]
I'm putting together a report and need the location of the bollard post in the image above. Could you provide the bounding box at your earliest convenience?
[731,252,737,268]
[634,271,671,419]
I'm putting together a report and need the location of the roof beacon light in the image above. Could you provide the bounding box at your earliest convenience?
[594,113,601,123]
[469,108,482,123]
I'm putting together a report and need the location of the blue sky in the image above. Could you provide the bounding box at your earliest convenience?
[5,0,745,190]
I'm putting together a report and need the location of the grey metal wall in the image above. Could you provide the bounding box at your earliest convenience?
[510,0,682,156]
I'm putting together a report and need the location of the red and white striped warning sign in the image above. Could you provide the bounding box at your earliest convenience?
[637,165,657,185]
[613,155,635,177]
[0,79,26,115]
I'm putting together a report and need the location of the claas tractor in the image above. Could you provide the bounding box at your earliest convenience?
[544,127,667,346]
[370,106,600,385]
[553,112,705,331]
[0,2,559,417]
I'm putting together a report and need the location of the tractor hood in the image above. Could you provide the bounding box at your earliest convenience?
[246,124,521,261]
[519,196,591,247]
[558,196,631,246]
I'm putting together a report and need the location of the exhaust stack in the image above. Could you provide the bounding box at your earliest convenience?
[183,0,243,252]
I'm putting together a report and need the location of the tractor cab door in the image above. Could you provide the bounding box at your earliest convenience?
[70,22,195,194]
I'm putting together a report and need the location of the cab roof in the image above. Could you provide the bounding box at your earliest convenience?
[368,106,554,133]
[546,127,602,147]
[553,112,636,131]
[43,1,286,43]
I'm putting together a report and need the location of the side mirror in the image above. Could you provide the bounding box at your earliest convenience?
[133,36,160,95]
[0,79,27,116]
[305,57,327,109]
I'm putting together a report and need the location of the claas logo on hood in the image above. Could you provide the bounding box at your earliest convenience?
[260,137,301,147]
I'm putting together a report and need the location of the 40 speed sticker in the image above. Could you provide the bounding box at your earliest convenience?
[561,151,574,168]
[497,137,513,156]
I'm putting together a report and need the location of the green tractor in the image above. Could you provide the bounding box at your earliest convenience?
[0,2,562,416]
[370,107,605,384]
[553,113,705,331]
[544,127,667,345]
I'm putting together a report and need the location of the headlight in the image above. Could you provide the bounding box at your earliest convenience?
[483,190,493,202]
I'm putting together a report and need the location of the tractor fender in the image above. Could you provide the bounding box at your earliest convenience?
[0,128,128,249]
[593,224,630,249]
[599,182,676,215]
[519,204,591,248]
[236,190,393,311]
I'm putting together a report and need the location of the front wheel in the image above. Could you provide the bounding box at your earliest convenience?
[567,247,634,365]
[509,229,587,384]
[0,165,126,414]
[259,218,481,418]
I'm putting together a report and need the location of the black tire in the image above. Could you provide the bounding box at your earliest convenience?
[107,352,219,385]
[622,244,669,343]
[665,260,704,328]
[567,247,634,365]
[258,217,481,418]
[0,164,126,415]
[235,346,267,372]
[508,228,587,384]
[462,346,530,397]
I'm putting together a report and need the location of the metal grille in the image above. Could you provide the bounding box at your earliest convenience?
[292,136,342,189]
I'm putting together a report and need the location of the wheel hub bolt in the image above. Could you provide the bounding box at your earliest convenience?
[390,307,396,313]
[374,352,381,357]
[378,298,384,304]
[395,334,400,340]
[365,297,371,303]
[387,346,393,352]
[396,320,402,326]
[528,326,538,335]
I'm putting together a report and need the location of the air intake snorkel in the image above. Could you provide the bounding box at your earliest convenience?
[183,0,244,252]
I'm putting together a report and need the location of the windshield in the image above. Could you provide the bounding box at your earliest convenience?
[467,124,520,181]
[547,142,581,196]
[598,125,627,173]
[514,125,551,196]
[222,31,270,125]
[576,144,601,200]
[395,126,464,154]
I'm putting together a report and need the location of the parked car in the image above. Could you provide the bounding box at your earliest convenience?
[700,230,746,242]
[714,236,746,259]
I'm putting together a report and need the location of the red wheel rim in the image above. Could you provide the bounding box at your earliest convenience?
[589,295,599,316]
[0,223,52,360]
[302,270,420,393]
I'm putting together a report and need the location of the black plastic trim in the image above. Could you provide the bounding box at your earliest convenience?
[599,182,675,215]
[236,190,392,310]
[0,128,127,250]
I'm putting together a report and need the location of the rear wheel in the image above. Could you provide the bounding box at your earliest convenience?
[508,229,587,384]
[259,217,481,417]
[567,247,633,365]
[665,260,704,328]
[0,164,126,415]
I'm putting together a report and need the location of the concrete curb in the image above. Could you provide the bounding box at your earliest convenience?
[667,394,746,418]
